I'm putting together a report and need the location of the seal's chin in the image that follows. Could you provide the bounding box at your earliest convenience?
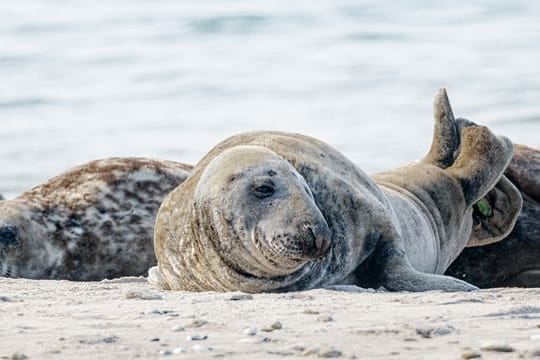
[251,227,307,274]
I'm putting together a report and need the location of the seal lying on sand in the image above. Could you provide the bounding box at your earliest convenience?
[446,144,539,287]
[0,158,192,280]
[151,87,522,293]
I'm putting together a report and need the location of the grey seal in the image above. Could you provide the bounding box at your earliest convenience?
[446,144,540,287]
[151,87,521,292]
[0,157,192,280]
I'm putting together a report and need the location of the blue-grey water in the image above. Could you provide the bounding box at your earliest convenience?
[1,1,539,199]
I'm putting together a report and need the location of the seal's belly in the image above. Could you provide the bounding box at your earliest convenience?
[383,188,440,273]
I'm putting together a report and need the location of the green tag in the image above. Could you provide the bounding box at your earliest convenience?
[475,199,492,217]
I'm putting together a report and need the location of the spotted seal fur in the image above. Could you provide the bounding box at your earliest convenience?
[446,144,539,287]
[150,87,521,292]
[0,158,192,280]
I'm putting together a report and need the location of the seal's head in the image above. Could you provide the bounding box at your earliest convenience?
[0,198,60,278]
[194,145,332,278]
[0,201,35,278]
[0,224,19,277]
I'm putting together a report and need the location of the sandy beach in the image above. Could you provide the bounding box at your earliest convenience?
[2,277,540,359]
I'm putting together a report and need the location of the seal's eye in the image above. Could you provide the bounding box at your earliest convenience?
[253,184,275,199]
[0,225,18,246]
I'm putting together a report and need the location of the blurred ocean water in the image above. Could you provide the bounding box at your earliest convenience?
[0,0,539,198]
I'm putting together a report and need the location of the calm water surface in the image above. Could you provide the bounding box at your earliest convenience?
[1,1,539,198]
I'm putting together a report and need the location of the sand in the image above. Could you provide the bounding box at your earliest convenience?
[2,277,540,359]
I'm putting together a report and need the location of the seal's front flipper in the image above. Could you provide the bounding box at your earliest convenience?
[148,266,170,290]
[373,248,478,292]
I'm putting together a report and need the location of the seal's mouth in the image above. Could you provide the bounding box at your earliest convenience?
[0,255,15,278]
[252,223,331,271]
[252,227,306,271]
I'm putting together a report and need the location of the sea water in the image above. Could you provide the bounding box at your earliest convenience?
[1,0,539,198]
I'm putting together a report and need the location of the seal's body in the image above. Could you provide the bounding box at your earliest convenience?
[151,88,521,293]
[446,144,540,287]
[0,158,192,280]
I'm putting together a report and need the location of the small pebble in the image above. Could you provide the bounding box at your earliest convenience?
[10,353,28,360]
[1,296,12,302]
[192,344,213,352]
[184,319,207,328]
[150,337,160,342]
[158,350,172,356]
[480,342,515,352]
[303,309,320,315]
[303,347,320,356]
[172,347,185,354]
[79,336,119,345]
[262,321,283,332]
[171,325,185,332]
[461,350,482,359]
[229,293,253,301]
[416,325,454,338]
[145,308,173,315]
[125,290,163,300]
[242,327,257,336]
[238,336,271,344]
[186,334,207,341]
[318,346,343,358]
[268,351,295,356]
[317,316,333,322]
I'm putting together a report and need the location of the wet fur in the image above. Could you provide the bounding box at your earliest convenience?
[0,158,192,280]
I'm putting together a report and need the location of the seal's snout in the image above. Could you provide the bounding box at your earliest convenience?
[302,221,332,259]
[0,225,18,246]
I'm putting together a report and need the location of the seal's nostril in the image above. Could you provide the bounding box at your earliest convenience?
[303,223,331,259]
[0,225,18,246]
[307,226,322,250]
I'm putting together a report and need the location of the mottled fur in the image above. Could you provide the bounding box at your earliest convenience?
[151,87,519,293]
[446,144,540,287]
[0,158,192,280]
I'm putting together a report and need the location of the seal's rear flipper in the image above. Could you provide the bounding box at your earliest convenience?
[423,87,459,168]
[448,124,514,207]
[467,176,522,247]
